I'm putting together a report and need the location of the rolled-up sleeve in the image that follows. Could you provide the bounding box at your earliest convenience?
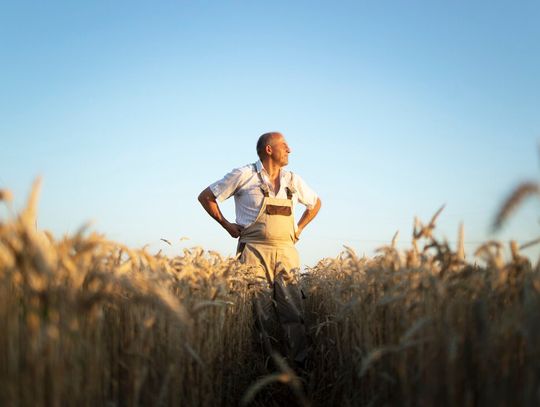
[293,174,318,209]
[209,168,244,202]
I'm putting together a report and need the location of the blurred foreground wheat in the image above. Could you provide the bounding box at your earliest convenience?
[303,212,540,406]
[0,179,260,406]
[1,180,540,406]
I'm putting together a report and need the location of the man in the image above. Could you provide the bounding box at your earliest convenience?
[198,132,321,366]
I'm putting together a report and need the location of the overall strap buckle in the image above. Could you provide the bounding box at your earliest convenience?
[286,172,296,200]
[286,187,293,200]
[260,184,270,197]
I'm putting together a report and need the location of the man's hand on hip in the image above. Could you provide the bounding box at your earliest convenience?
[223,221,244,238]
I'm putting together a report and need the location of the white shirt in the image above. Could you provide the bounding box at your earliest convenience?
[209,160,319,227]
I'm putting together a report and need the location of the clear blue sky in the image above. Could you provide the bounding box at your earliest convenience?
[1,0,539,266]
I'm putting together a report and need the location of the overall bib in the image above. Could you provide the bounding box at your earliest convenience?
[237,168,308,364]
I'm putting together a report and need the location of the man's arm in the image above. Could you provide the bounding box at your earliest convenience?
[197,187,244,238]
[295,197,322,241]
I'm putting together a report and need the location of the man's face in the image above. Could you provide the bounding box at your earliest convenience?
[269,135,291,167]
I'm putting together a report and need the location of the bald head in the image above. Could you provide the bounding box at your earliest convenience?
[256,132,283,159]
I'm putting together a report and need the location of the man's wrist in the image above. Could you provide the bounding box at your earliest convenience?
[219,218,230,228]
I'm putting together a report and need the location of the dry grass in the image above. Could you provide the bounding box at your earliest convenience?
[1,180,540,406]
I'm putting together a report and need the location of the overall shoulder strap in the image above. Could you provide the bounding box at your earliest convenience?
[254,163,269,197]
[286,172,296,200]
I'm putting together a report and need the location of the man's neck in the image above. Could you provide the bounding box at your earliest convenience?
[261,159,281,180]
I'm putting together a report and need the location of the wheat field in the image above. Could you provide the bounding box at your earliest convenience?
[1,180,539,406]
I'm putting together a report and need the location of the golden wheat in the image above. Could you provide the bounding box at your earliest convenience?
[1,181,539,406]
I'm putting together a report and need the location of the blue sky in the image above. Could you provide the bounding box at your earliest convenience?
[1,1,539,266]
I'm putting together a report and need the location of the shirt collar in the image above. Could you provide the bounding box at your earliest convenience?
[255,160,285,178]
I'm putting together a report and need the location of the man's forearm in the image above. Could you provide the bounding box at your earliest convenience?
[198,187,228,226]
[297,198,322,232]
[198,187,244,238]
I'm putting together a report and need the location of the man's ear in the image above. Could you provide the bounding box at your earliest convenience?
[265,144,272,156]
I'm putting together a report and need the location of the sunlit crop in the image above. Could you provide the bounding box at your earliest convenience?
[1,179,538,406]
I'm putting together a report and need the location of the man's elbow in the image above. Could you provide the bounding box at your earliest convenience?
[198,187,215,204]
[197,190,205,204]
[307,198,322,214]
